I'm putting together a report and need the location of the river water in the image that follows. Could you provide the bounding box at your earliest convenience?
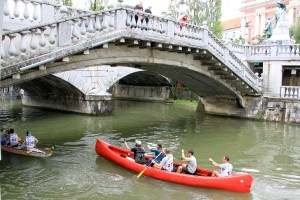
[0,98,299,200]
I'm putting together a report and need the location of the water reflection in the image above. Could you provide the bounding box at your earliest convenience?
[0,99,299,199]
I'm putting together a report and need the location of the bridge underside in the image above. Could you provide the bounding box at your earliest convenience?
[1,36,260,114]
[18,75,112,115]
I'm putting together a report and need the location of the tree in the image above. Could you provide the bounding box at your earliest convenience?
[61,0,73,6]
[168,0,223,38]
[89,0,104,11]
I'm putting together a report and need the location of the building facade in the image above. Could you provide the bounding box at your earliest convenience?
[240,0,300,44]
[222,18,241,42]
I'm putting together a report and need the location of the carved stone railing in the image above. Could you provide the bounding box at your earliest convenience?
[280,86,300,99]
[0,7,261,93]
[3,0,92,25]
[226,44,300,61]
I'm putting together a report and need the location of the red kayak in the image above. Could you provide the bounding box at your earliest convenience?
[95,139,253,192]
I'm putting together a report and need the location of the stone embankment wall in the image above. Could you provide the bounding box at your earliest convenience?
[199,96,300,124]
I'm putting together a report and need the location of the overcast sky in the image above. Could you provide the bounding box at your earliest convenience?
[73,0,242,21]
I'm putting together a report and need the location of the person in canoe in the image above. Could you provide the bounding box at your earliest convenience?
[146,143,165,166]
[23,131,39,152]
[176,149,197,174]
[0,128,7,146]
[7,128,21,147]
[124,139,146,164]
[209,156,234,177]
[153,148,173,172]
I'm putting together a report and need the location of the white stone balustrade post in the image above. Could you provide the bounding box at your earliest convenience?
[39,27,47,47]
[13,0,20,18]
[30,29,38,51]
[201,22,208,46]
[32,2,39,21]
[8,34,17,58]
[72,19,80,38]
[109,11,115,30]
[4,0,10,17]
[80,17,87,35]
[19,31,29,55]
[1,36,5,59]
[87,16,95,33]
[102,13,109,30]
[23,0,30,20]
[48,24,57,45]
[95,14,102,31]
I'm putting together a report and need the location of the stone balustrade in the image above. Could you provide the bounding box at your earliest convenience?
[280,86,300,99]
[3,0,92,25]
[225,43,300,61]
[1,7,261,93]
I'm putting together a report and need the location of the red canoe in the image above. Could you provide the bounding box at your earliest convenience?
[95,139,253,193]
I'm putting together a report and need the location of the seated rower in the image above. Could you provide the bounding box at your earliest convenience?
[153,148,173,172]
[7,128,20,147]
[146,143,165,166]
[176,149,197,174]
[209,156,234,177]
[23,131,39,152]
[0,128,6,146]
[124,139,146,164]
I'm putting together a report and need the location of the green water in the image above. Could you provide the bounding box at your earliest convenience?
[0,98,299,200]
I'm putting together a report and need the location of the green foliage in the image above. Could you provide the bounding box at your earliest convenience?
[290,21,300,43]
[61,0,73,6]
[168,0,223,38]
[167,1,180,19]
[89,0,103,11]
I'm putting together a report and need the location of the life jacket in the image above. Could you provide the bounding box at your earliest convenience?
[9,133,19,146]
[25,136,36,149]
[134,148,145,164]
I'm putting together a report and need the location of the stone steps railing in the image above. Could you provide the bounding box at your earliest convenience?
[280,86,300,99]
[0,7,261,93]
[3,0,93,25]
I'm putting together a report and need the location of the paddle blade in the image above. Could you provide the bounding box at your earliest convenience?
[137,168,147,179]
[51,144,56,151]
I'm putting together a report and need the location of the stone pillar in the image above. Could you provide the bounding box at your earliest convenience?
[41,4,55,23]
[263,61,282,98]
[0,0,4,62]
[254,14,259,36]
[260,13,265,36]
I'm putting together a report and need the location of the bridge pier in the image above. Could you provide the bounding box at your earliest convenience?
[21,92,112,115]
[199,96,263,119]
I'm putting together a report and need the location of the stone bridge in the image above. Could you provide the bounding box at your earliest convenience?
[1,7,262,114]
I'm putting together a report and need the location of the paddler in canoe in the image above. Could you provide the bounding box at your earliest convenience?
[22,131,39,153]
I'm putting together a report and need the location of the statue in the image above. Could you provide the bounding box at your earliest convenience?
[274,2,286,29]
[265,17,272,38]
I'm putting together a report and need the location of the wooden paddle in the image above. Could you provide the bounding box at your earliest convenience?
[137,151,162,179]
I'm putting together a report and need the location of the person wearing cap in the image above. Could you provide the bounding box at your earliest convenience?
[124,139,145,164]
[23,131,38,151]
[176,149,197,174]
